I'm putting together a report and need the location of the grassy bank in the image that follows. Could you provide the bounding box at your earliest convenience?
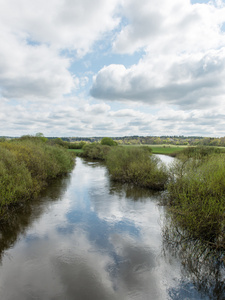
[0,137,75,222]
[166,147,225,252]
[68,149,83,154]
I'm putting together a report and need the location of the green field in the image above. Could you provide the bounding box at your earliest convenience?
[68,145,186,155]
[68,149,83,154]
[68,144,225,156]
[122,144,186,155]
[149,145,186,154]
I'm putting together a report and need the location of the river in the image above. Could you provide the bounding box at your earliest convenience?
[0,156,224,299]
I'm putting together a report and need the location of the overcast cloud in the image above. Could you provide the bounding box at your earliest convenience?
[0,0,225,137]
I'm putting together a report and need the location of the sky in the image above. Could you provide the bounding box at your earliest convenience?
[0,0,225,137]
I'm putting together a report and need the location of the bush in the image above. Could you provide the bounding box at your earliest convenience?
[100,137,117,146]
[0,147,33,205]
[106,147,168,190]
[47,138,68,148]
[177,146,222,159]
[45,144,74,175]
[81,143,111,160]
[167,153,225,248]
[67,141,86,149]
[0,138,75,222]
[19,134,48,143]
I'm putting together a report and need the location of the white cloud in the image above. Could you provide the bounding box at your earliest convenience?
[82,103,111,114]
[91,49,225,108]
[0,35,75,100]
[113,0,225,54]
[1,95,225,137]
[0,0,120,102]
[109,109,143,118]
[91,0,225,110]
[0,0,120,55]
[1,0,225,137]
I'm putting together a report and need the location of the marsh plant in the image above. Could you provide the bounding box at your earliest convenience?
[0,137,74,222]
[106,147,169,190]
[166,147,225,251]
[81,143,111,160]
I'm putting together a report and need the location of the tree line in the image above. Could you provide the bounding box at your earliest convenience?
[2,135,225,147]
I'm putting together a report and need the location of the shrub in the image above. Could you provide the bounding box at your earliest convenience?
[167,153,225,249]
[67,141,86,149]
[45,144,74,175]
[18,134,47,143]
[100,137,117,146]
[177,146,222,159]
[0,147,34,219]
[47,138,69,148]
[106,147,168,190]
[81,143,111,160]
[0,138,74,222]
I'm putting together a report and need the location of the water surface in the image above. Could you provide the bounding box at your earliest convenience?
[0,157,224,299]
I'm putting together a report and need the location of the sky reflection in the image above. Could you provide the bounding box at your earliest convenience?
[0,157,217,299]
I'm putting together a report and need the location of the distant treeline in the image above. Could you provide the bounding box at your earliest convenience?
[47,135,225,147]
[2,135,225,147]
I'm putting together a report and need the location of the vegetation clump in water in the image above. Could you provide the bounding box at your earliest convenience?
[106,146,168,190]
[0,135,75,222]
[80,143,111,160]
[77,142,168,190]
[166,147,225,253]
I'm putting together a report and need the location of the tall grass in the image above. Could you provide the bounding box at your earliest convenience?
[167,148,225,250]
[81,143,111,160]
[0,138,74,222]
[106,147,168,190]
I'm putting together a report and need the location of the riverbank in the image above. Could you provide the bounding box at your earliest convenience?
[76,144,225,260]
[0,136,75,222]
[1,156,222,299]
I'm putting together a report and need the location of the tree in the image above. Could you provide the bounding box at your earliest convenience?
[35,132,48,143]
[100,137,117,146]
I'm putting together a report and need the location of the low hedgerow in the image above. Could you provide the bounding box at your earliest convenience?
[106,147,168,190]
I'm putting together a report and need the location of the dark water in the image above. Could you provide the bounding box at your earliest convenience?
[0,157,224,299]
